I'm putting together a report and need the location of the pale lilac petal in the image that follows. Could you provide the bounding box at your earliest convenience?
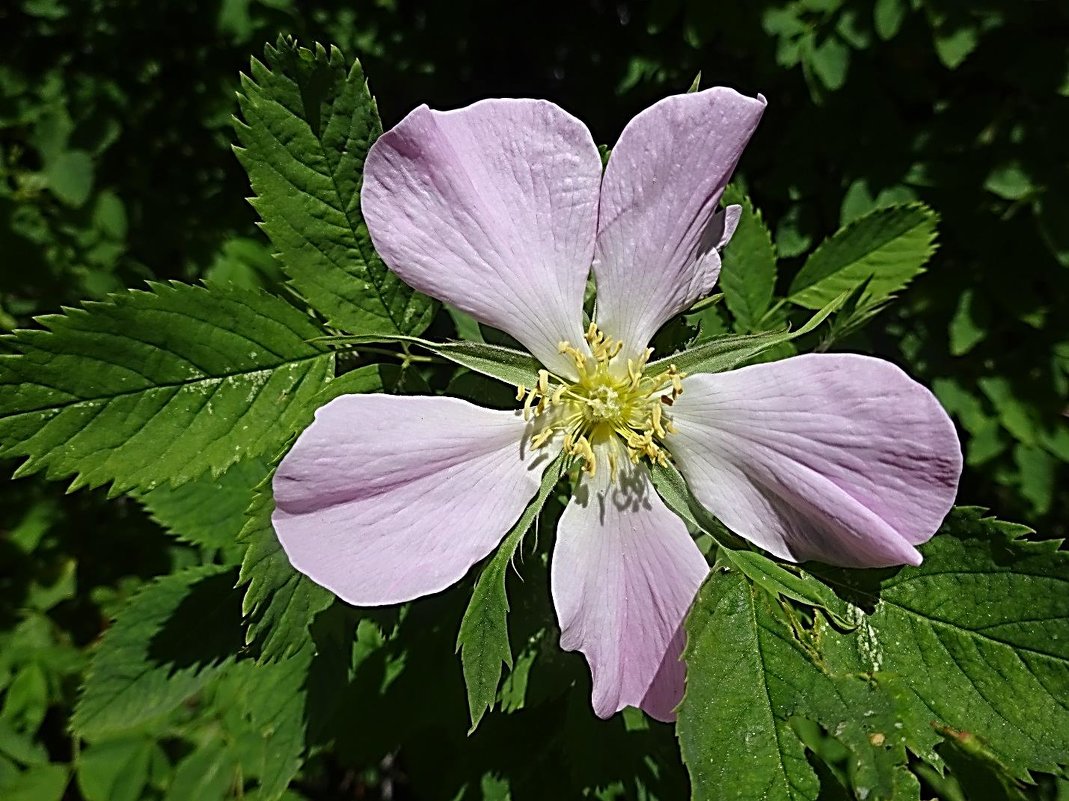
[273,395,551,606]
[666,354,963,568]
[551,459,708,721]
[362,99,602,377]
[593,89,766,355]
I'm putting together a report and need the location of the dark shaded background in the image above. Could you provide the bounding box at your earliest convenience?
[1,0,1066,798]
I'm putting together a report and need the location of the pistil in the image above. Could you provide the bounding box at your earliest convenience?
[517,323,685,478]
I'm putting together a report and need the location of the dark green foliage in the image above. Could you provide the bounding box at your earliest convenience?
[72,565,244,739]
[1,2,1067,800]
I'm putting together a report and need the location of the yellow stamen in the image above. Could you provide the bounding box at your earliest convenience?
[524,325,685,478]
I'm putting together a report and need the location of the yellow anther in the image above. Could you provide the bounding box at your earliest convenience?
[537,369,550,394]
[570,435,597,476]
[516,384,527,401]
[531,427,556,448]
[650,403,666,438]
[524,324,681,477]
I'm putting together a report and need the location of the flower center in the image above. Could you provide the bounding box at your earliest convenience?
[517,323,685,479]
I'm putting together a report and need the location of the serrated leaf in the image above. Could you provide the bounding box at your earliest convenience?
[457,455,565,731]
[0,281,333,494]
[234,36,434,336]
[679,569,911,801]
[787,204,938,310]
[718,186,777,332]
[239,482,333,664]
[815,508,1069,780]
[238,365,384,662]
[72,564,244,739]
[209,648,313,800]
[138,458,271,554]
[650,297,838,376]
[679,568,812,799]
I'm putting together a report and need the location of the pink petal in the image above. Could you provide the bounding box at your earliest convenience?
[362,100,602,377]
[666,354,963,568]
[272,395,550,606]
[592,89,766,355]
[550,460,708,721]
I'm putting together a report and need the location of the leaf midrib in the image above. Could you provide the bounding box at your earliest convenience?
[1,352,329,421]
[748,586,798,801]
[255,85,407,334]
[791,210,932,296]
[884,599,1069,664]
[813,567,1069,664]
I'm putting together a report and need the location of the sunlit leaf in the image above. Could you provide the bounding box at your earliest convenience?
[0,281,333,494]
[234,36,435,336]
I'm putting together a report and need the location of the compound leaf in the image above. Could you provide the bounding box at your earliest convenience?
[72,564,243,739]
[787,204,938,309]
[234,37,434,336]
[0,281,333,495]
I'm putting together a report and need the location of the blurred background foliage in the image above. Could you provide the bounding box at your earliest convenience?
[1,0,1066,798]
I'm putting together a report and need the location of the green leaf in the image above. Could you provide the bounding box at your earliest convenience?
[984,163,1034,201]
[71,564,244,739]
[0,281,334,494]
[718,550,855,631]
[238,365,383,662]
[138,458,271,554]
[948,288,987,356]
[1014,443,1055,515]
[807,34,850,91]
[0,763,69,801]
[932,24,979,70]
[650,297,838,376]
[815,508,1069,780]
[679,569,911,801]
[325,333,543,388]
[718,186,777,331]
[873,0,906,40]
[457,455,565,731]
[234,36,434,336]
[222,648,313,799]
[239,482,333,664]
[787,204,938,310]
[76,737,152,801]
[43,149,93,207]
[163,736,237,801]
[679,570,817,801]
